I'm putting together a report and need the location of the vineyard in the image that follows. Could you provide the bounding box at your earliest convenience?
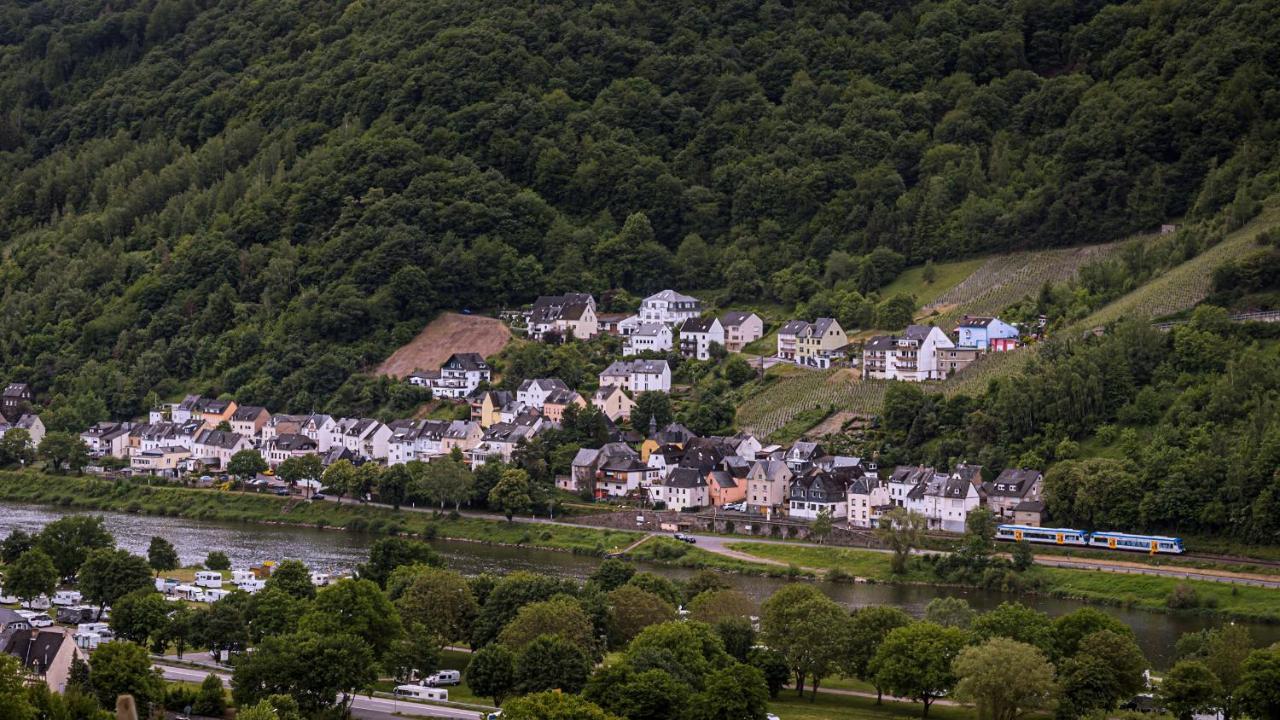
[920,240,1134,328]
[1077,206,1280,329]
[737,369,884,439]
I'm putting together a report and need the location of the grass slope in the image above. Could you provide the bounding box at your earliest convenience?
[728,543,1280,623]
[880,258,986,310]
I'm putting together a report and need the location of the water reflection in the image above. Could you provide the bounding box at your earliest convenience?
[1,502,1274,667]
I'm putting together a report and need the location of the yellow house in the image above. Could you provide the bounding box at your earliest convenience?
[543,390,587,423]
[592,385,636,421]
[796,317,848,369]
[470,391,513,429]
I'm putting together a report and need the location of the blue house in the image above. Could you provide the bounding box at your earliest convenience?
[955,316,1019,351]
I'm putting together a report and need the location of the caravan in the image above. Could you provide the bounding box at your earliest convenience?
[393,685,448,702]
[194,571,224,588]
[309,573,330,587]
[53,590,83,606]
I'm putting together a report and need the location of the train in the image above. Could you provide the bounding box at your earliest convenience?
[995,524,1185,555]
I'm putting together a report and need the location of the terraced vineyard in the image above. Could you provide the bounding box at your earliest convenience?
[1077,206,1280,329]
[920,240,1133,328]
[737,370,880,438]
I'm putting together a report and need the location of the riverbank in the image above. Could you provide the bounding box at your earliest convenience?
[0,471,641,557]
[730,542,1280,624]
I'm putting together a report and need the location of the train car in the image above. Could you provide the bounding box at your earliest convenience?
[1088,531,1184,555]
[996,524,1089,547]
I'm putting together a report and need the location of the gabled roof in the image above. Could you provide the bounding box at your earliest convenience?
[988,468,1043,497]
[864,335,897,352]
[720,311,759,327]
[519,378,571,394]
[194,429,244,450]
[667,467,707,488]
[232,405,268,422]
[957,315,997,328]
[572,448,600,467]
[708,470,737,489]
[3,383,30,398]
[272,433,317,452]
[904,324,935,341]
[544,389,583,406]
[778,320,810,336]
[444,353,489,371]
[680,317,720,334]
[632,322,671,338]
[749,459,792,481]
[602,360,670,376]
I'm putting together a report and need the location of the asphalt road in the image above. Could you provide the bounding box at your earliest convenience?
[154,663,486,720]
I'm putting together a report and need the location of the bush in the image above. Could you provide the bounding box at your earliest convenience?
[204,551,231,570]
[1166,583,1202,609]
[164,687,198,712]
[825,567,853,583]
[192,674,227,717]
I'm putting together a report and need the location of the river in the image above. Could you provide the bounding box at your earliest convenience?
[2,502,1275,667]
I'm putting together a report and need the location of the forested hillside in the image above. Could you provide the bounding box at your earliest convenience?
[2,0,1278,425]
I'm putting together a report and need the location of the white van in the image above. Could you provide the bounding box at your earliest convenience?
[231,570,257,585]
[22,595,50,610]
[194,571,223,589]
[422,670,461,687]
[310,573,330,587]
[393,685,448,702]
[198,588,231,603]
[53,590,82,606]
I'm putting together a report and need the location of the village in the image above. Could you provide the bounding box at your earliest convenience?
[0,290,1047,541]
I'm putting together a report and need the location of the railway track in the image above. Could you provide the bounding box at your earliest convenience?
[1184,552,1280,568]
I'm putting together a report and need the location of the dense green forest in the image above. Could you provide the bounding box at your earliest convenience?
[1,0,1279,423]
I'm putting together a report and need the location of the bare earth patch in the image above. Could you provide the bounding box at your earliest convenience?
[375,312,512,378]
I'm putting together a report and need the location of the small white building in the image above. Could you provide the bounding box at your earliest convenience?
[624,323,674,356]
[639,290,702,326]
[516,378,572,410]
[599,360,672,394]
[678,317,725,361]
[862,325,956,381]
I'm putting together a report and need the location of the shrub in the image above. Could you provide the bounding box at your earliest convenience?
[1166,583,1202,609]
[825,567,853,583]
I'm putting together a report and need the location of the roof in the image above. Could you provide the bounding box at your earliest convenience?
[198,398,233,414]
[544,389,583,406]
[232,405,268,422]
[667,467,707,488]
[195,429,244,450]
[572,448,600,467]
[720,311,758,327]
[272,433,317,452]
[708,470,737,489]
[3,383,30,398]
[957,315,997,328]
[601,360,669,376]
[988,468,1043,497]
[3,629,66,675]
[680,316,720,334]
[519,378,571,394]
[777,320,810,336]
[904,324,935,341]
[632,322,671,338]
[444,353,489,371]
[750,459,792,481]
[1014,499,1045,513]
[864,335,897,352]
[644,290,699,304]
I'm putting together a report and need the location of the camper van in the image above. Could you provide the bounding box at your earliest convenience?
[194,571,223,589]
[198,588,231,603]
[231,570,257,585]
[393,685,448,702]
[422,670,461,687]
[57,605,95,624]
[310,573,330,587]
[53,590,82,606]
[237,578,265,593]
[173,584,202,602]
[22,595,50,610]
[155,577,179,593]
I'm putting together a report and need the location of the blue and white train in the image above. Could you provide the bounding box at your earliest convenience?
[995,524,1185,555]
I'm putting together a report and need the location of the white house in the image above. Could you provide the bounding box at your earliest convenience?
[664,467,709,511]
[527,294,598,341]
[624,323,674,356]
[332,418,392,460]
[887,465,933,508]
[847,476,891,528]
[431,353,492,399]
[862,325,956,381]
[263,434,318,466]
[387,419,451,466]
[905,465,984,532]
[599,360,672,394]
[678,317,725,360]
[776,320,808,361]
[516,378,572,410]
[80,422,132,458]
[787,470,849,520]
[638,290,702,325]
[191,429,250,469]
[721,312,764,352]
[301,414,335,446]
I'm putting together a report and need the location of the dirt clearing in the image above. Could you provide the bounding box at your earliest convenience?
[375,313,512,378]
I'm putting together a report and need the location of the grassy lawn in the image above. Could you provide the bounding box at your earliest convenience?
[0,471,639,556]
[626,537,794,576]
[729,543,1280,622]
[769,692,974,720]
[880,258,985,309]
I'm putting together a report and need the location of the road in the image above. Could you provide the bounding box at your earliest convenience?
[154,663,487,720]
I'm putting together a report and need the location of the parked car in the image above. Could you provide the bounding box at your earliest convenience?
[673,533,697,544]
[311,493,327,500]
[422,670,461,687]
[274,488,289,496]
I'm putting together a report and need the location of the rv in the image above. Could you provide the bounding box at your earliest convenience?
[53,590,83,606]
[57,605,96,624]
[194,571,224,589]
[237,578,265,593]
[422,670,461,687]
[231,570,257,585]
[0,590,17,604]
[173,584,203,602]
[393,685,449,702]
[22,595,50,610]
[310,573,330,587]
[198,588,231,603]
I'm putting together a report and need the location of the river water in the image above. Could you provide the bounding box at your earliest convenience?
[2,502,1275,667]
